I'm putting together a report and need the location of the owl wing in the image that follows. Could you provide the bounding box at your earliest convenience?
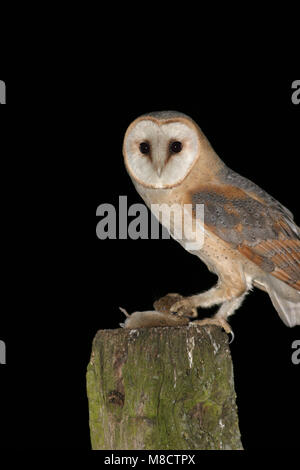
[191,182,300,291]
[218,166,296,221]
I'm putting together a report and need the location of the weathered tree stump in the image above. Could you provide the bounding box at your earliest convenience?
[86,325,243,450]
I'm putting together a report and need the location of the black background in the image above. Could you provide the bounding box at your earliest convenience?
[0,75,299,449]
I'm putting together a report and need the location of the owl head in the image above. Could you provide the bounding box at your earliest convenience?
[123,111,211,189]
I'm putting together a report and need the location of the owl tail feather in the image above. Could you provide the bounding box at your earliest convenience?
[265,276,300,327]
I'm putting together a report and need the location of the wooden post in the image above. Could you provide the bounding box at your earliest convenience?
[87,325,243,450]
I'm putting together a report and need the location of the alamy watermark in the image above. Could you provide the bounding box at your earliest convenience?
[291,80,300,105]
[291,340,300,365]
[0,80,6,104]
[96,196,204,250]
[0,340,6,365]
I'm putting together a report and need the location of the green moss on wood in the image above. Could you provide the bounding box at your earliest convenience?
[86,325,243,450]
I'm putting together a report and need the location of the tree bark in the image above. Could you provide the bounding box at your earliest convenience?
[86,325,243,450]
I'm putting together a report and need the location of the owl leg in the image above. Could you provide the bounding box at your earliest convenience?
[170,279,246,317]
[214,293,247,320]
[192,294,247,342]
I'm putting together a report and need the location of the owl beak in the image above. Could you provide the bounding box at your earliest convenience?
[154,163,163,177]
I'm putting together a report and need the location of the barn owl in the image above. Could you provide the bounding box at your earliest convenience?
[122,111,300,335]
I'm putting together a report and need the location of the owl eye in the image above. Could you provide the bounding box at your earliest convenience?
[139,142,151,155]
[170,141,183,154]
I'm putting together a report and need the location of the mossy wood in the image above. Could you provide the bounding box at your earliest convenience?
[87,325,243,450]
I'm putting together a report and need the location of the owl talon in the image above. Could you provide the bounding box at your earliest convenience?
[170,299,198,318]
[228,330,234,344]
[153,293,184,315]
[192,317,234,343]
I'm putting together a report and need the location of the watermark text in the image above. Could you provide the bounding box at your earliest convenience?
[0,340,6,364]
[0,80,6,104]
[291,80,300,105]
[96,196,204,250]
[291,340,300,365]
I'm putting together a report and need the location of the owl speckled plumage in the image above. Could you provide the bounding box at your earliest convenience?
[123,111,300,333]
